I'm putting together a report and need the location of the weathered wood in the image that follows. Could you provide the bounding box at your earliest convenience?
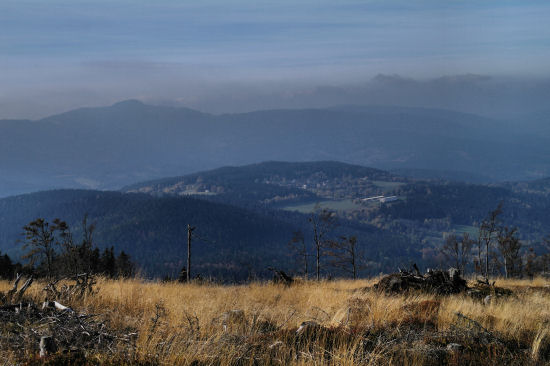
[374,267,468,295]
[42,300,74,312]
[6,273,22,302]
[0,272,132,358]
[39,336,57,358]
[14,276,33,302]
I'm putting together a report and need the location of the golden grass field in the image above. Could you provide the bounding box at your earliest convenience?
[2,277,550,365]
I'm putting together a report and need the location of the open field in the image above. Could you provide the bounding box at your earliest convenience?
[282,199,362,213]
[2,277,550,365]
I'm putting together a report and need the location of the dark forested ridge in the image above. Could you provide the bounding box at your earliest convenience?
[2,100,550,197]
[0,188,419,279]
[0,190,296,278]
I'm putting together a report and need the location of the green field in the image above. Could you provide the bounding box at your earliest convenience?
[282,199,361,213]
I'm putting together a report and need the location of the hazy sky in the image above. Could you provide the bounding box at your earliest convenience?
[1,0,549,119]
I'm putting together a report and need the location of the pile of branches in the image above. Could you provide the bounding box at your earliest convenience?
[0,273,134,360]
[374,265,468,295]
[467,278,513,299]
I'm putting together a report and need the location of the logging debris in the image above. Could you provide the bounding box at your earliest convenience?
[0,273,135,360]
[374,267,514,298]
[374,267,468,295]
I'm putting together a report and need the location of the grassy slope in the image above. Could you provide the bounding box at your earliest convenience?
[3,277,550,364]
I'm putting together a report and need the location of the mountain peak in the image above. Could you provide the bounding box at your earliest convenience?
[111,99,146,108]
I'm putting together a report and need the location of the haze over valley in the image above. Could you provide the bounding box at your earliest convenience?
[1,97,550,199]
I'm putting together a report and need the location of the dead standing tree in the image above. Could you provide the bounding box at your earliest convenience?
[184,225,214,282]
[327,235,364,279]
[476,203,503,282]
[187,225,196,282]
[497,226,522,278]
[441,233,473,275]
[308,205,337,281]
[289,230,309,279]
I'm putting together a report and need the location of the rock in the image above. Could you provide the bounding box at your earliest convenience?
[483,295,492,306]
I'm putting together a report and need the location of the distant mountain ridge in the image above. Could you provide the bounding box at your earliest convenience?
[123,160,395,190]
[1,100,549,197]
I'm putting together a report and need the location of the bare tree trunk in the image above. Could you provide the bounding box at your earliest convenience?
[304,242,308,280]
[187,225,195,282]
[352,255,356,280]
[485,240,489,280]
[308,207,336,281]
[351,242,356,280]
[316,241,320,281]
[476,231,483,277]
[503,256,508,279]
[313,224,320,281]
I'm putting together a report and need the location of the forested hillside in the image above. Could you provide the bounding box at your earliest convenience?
[125,161,550,274]
[123,161,400,207]
[0,189,419,279]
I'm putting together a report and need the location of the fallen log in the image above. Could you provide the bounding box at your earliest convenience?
[42,300,74,312]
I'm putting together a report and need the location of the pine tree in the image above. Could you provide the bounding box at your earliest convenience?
[101,247,116,278]
[0,252,15,279]
[116,251,134,278]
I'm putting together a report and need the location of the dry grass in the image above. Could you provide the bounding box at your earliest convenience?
[2,277,550,365]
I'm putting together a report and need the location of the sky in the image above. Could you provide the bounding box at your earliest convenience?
[1,0,549,119]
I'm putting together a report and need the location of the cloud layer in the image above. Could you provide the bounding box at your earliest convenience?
[1,0,549,118]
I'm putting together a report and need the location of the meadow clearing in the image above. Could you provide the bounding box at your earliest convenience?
[2,277,550,365]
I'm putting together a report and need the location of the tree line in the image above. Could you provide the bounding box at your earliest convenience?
[0,216,134,280]
[289,202,550,281]
[288,205,367,280]
[440,203,550,279]
[4,205,550,283]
